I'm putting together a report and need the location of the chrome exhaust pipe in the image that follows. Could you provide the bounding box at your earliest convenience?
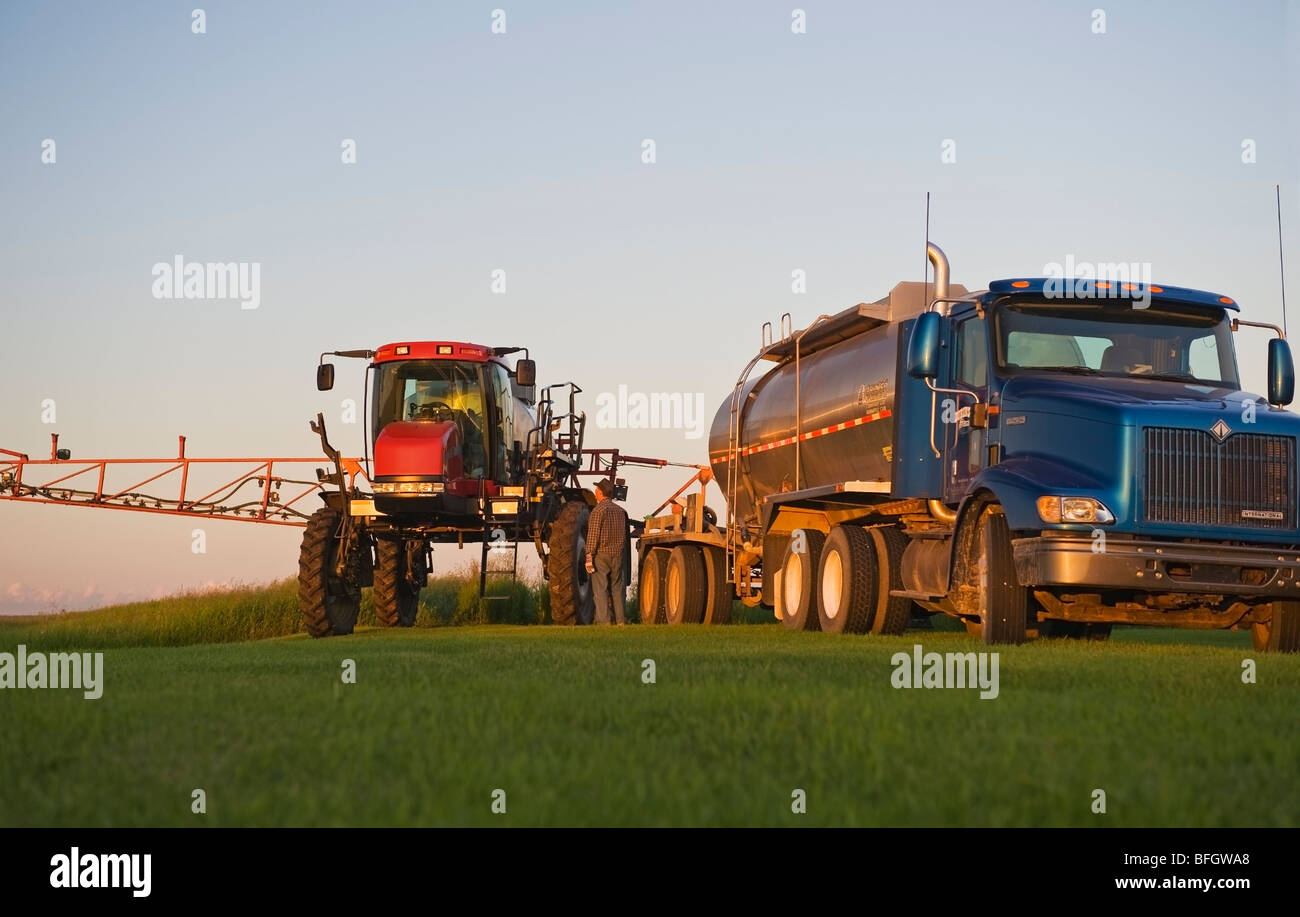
[927,242,950,314]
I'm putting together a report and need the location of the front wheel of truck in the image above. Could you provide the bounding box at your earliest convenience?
[1253,601,1300,653]
[970,504,1030,645]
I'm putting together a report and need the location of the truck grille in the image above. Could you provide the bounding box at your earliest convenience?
[1143,427,1295,530]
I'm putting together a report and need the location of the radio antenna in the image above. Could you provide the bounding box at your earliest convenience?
[1278,184,1288,338]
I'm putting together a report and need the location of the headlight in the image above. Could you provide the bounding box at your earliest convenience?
[372,482,442,494]
[1037,495,1115,524]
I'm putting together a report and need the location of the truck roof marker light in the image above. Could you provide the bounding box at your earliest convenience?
[1220,296,1235,304]
[395,345,410,355]
[1121,283,1136,291]
[1012,280,1029,288]
[1150,286,1164,293]
[436,345,453,355]
[1096,282,1111,290]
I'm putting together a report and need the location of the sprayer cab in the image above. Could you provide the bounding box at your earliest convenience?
[315,341,539,515]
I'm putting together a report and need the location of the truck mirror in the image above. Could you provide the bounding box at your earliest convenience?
[1268,338,1294,406]
[316,363,335,392]
[515,358,536,387]
[907,312,941,379]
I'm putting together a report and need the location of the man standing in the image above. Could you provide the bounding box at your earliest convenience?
[585,479,629,626]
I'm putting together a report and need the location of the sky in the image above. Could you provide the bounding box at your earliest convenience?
[1,0,1298,612]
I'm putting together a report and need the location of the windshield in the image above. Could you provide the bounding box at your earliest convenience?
[994,300,1240,388]
[372,360,489,476]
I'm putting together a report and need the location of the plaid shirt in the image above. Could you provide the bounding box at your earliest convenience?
[586,500,628,557]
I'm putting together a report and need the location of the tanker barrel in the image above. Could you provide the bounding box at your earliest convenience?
[709,264,969,528]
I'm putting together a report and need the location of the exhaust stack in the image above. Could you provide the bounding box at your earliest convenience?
[927,242,950,313]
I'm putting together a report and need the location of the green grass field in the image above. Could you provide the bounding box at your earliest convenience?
[1,582,1297,827]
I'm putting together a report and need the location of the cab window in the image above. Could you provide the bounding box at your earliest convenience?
[956,317,988,387]
[487,363,515,480]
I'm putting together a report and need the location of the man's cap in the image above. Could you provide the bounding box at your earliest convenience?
[594,479,614,498]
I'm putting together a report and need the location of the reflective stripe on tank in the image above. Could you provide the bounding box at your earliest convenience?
[711,408,892,463]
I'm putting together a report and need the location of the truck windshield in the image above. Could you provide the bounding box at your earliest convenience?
[371,360,489,476]
[994,301,1240,388]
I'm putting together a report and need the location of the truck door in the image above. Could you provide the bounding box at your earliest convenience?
[944,313,989,504]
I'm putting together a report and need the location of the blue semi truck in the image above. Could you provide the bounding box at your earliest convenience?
[637,243,1300,652]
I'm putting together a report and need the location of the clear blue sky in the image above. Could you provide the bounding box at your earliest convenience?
[1,1,1297,611]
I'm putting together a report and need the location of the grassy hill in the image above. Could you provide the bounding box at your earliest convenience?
[1,581,1293,827]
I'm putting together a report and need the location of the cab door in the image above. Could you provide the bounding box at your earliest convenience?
[486,363,515,483]
[943,312,989,504]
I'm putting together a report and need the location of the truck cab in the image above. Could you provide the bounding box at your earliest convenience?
[897,276,1300,650]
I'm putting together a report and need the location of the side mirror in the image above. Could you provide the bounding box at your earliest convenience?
[1268,338,1294,406]
[317,363,335,392]
[515,358,536,387]
[906,312,942,379]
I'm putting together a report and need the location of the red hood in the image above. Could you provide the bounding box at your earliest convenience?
[374,421,463,479]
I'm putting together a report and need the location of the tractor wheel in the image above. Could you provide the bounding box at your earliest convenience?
[298,507,362,638]
[969,505,1029,645]
[816,525,876,634]
[548,501,594,626]
[780,529,825,631]
[868,525,912,636]
[638,548,668,625]
[664,545,707,625]
[701,545,732,625]
[374,538,424,627]
[1253,601,1300,653]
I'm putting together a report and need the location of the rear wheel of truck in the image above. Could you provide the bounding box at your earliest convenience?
[1253,601,1300,653]
[781,529,825,631]
[701,545,732,625]
[868,525,912,636]
[638,547,668,624]
[664,545,708,625]
[817,525,875,634]
[548,501,594,627]
[971,505,1029,645]
[298,507,362,638]
[374,538,424,627]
